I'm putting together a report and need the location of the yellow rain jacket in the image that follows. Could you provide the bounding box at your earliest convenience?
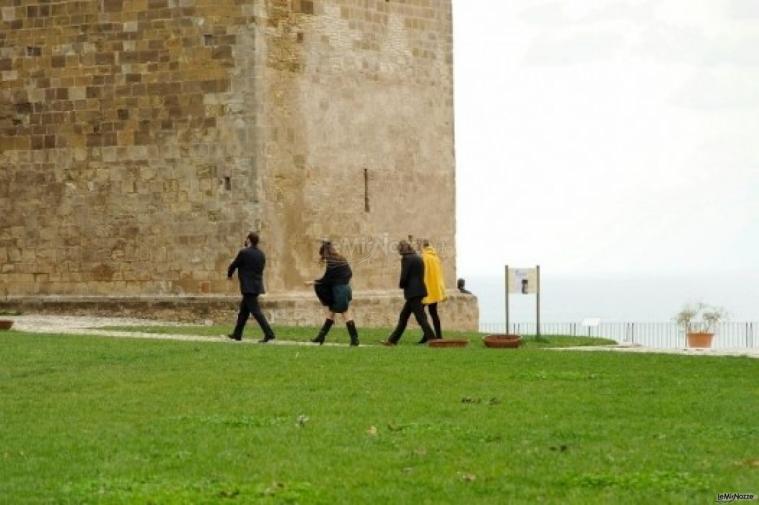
[422,246,447,304]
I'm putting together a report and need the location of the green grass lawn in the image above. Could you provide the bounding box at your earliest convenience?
[1,329,757,504]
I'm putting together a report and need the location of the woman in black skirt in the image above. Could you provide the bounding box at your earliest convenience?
[305,241,359,346]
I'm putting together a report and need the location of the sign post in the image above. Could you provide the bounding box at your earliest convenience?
[504,265,510,334]
[505,265,542,339]
[536,264,541,338]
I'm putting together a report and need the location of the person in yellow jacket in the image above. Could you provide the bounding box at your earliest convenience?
[420,240,446,341]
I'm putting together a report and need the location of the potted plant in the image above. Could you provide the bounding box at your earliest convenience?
[675,303,726,348]
[482,334,522,349]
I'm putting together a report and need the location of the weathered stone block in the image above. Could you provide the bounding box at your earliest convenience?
[104,0,124,13]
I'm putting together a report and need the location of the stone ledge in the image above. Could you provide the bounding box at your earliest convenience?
[1,290,479,331]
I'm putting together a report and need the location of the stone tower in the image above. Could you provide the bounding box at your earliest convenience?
[0,0,478,329]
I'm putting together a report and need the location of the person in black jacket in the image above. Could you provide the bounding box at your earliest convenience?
[382,240,436,346]
[457,278,473,295]
[226,232,276,343]
[305,241,359,346]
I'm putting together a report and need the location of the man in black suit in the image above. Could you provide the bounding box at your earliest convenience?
[227,232,276,343]
[383,240,436,346]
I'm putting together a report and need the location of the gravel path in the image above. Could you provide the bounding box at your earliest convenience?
[2,315,758,357]
[1,315,358,347]
[551,343,759,359]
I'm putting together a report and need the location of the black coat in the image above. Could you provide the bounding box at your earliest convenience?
[399,252,427,300]
[316,259,352,286]
[314,259,353,312]
[227,246,266,295]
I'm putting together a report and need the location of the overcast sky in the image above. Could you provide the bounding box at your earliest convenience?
[453,0,759,278]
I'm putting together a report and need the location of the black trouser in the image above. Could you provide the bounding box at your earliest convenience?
[388,296,435,343]
[232,294,275,339]
[426,302,442,339]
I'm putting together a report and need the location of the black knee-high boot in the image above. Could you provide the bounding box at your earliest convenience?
[346,320,359,347]
[312,318,334,345]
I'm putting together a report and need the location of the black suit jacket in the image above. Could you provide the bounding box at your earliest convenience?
[399,252,427,300]
[228,246,266,295]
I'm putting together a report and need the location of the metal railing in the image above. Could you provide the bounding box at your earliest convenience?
[479,322,757,349]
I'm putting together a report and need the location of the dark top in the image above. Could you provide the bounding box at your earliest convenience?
[314,258,353,312]
[316,259,352,286]
[227,246,266,295]
[399,252,427,300]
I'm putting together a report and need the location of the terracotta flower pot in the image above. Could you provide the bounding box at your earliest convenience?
[428,339,469,348]
[483,334,522,349]
[0,320,14,331]
[687,332,714,348]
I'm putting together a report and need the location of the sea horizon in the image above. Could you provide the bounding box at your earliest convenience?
[464,271,759,325]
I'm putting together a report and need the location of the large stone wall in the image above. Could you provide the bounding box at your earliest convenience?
[1,1,473,329]
[1,0,259,296]
[0,290,479,331]
[255,0,457,292]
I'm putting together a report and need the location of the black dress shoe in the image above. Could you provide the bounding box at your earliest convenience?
[258,336,276,343]
[227,334,241,341]
[416,338,429,345]
[380,340,397,347]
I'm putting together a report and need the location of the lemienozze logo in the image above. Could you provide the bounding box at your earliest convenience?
[716,493,757,503]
